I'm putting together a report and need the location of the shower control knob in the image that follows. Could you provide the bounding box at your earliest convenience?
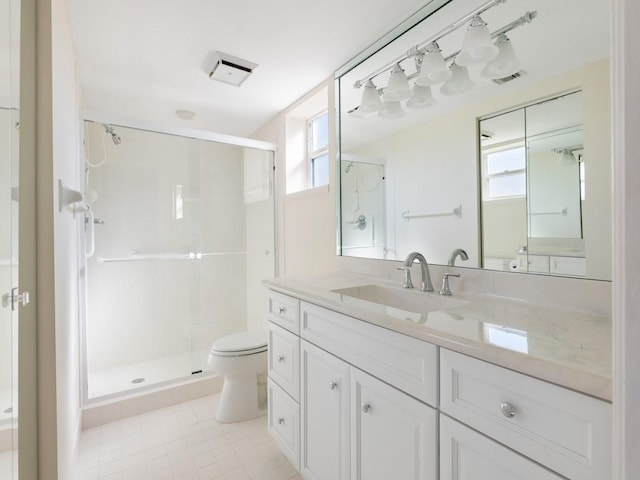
[329,381,338,390]
[361,403,371,413]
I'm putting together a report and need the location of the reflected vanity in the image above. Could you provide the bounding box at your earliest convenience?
[337,0,611,281]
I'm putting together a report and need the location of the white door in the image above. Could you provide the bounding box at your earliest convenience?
[300,340,350,480]
[440,415,564,480]
[351,368,437,480]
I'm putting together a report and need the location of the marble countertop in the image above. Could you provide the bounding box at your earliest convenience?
[264,272,612,401]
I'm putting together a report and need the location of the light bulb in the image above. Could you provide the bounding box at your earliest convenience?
[440,62,474,95]
[382,63,411,102]
[456,16,499,66]
[416,43,452,86]
[359,80,382,113]
[407,84,436,109]
[481,34,519,79]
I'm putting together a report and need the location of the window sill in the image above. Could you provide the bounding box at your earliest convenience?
[286,184,330,200]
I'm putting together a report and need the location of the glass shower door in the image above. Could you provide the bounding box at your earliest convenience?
[82,121,275,401]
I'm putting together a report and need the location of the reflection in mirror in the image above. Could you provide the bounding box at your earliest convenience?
[337,0,611,281]
[480,91,604,278]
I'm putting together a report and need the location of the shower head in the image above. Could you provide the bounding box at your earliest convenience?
[103,124,121,145]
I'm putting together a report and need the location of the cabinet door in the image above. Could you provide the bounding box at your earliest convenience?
[440,415,564,480]
[301,341,350,480]
[351,368,437,480]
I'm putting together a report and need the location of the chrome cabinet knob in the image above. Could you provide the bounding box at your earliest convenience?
[277,355,285,363]
[277,306,286,314]
[361,403,371,413]
[500,402,517,418]
[329,381,338,390]
[277,417,285,425]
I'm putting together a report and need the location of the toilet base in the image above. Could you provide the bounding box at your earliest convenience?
[216,372,266,423]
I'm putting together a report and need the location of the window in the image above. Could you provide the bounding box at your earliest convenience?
[483,145,526,199]
[308,111,329,187]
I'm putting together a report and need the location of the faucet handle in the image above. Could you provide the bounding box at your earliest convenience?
[396,266,414,289]
[439,273,460,296]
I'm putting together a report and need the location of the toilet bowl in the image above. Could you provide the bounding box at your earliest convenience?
[207,331,268,423]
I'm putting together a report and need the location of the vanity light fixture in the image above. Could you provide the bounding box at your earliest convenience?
[382,64,412,102]
[456,16,499,66]
[407,84,436,109]
[415,42,452,86]
[359,80,382,113]
[353,0,538,118]
[441,62,474,95]
[481,34,519,79]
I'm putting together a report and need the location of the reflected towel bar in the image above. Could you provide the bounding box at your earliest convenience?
[530,207,567,216]
[96,251,247,263]
[401,205,462,220]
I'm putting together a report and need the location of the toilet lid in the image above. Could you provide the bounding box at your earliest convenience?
[210,331,268,355]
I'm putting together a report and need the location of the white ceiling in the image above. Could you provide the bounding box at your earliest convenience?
[66,0,433,137]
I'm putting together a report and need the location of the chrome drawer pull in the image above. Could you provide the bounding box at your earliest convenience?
[361,403,371,413]
[277,417,285,425]
[277,355,285,363]
[500,402,517,418]
[277,306,286,314]
[329,381,338,390]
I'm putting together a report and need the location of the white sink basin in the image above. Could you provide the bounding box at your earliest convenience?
[331,284,466,314]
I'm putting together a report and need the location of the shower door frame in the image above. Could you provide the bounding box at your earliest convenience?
[78,112,279,405]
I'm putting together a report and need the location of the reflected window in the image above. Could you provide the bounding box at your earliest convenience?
[483,145,526,199]
[308,111,329,187]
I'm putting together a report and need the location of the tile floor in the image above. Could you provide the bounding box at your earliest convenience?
[73,394,300,480]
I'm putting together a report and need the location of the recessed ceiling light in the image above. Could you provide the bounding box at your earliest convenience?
[176,109,195,120]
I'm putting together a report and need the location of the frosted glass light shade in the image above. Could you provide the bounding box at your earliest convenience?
[440,63,474,95]
[378,101,405,119]
[456,16,499,66]
[416,43,452,86]
[382,63,411,102]
[407,85,436,109]
[359,80,382,113]
[481,34,519,79]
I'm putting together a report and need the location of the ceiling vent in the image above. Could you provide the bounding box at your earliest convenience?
[492,70,526,85]
[208,51,258,87]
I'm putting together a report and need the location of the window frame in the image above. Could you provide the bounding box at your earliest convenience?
[307,110,329,188]
[482,141,527,201]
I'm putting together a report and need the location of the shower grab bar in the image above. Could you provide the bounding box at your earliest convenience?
[96,251,247,263]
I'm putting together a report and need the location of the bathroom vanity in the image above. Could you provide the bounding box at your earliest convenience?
[263,276,611,480]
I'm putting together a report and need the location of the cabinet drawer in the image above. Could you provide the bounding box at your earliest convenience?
[268,290,300,334]
[301,302,438,407]
[440,415,563,480]
[268,379,300,469]
[440,349,611,480]
[550,256,586,276]
[268,322,300,401]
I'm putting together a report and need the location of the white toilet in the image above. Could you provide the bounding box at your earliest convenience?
[207,331,268,423]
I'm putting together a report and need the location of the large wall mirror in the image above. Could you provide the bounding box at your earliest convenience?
[337,0,611,281]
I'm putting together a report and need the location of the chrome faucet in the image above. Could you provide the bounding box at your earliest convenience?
[400,251,434,292]
[448,248,469,266]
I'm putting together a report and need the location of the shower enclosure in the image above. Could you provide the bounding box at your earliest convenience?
[81,120,276,401]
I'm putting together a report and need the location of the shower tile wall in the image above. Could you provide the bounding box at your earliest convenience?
[83,122,273,399]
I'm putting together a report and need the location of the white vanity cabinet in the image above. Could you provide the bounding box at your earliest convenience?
[440,415,564,480]
[440,349,611,480]
[352,368,437,480]
[300,340,351,480]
